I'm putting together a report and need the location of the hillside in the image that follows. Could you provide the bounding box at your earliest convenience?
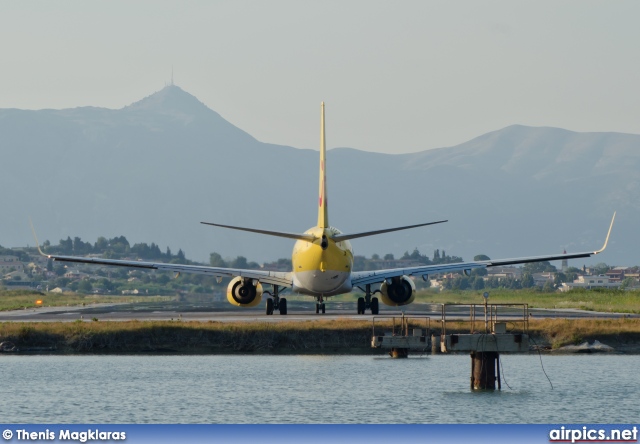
[1,86,636,264]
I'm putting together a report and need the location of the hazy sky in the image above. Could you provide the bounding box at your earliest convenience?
[2,1,639,153]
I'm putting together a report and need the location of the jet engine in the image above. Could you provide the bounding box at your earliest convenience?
[227,276,263,307]
[379,276,416,306]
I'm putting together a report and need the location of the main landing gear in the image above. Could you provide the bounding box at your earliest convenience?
[315,295,326,314]
[357,284,379,315]
[265,285,287,315]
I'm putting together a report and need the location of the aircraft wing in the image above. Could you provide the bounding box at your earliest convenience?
[350,261,486,287]
[41,253,293,288]
[349,251,594,287]
[351,212,616,287]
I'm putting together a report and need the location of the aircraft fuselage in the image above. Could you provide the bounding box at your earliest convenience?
[291,226,353,296]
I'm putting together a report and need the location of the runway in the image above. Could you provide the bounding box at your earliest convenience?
[0,299,636,322]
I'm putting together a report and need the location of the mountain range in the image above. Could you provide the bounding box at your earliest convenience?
[1,85,637,265]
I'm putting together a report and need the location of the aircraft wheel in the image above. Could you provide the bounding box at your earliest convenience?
[357,297,365,314]
[266,298,274,315]
[279,298,287,315]
[321,303,326,314]
[371,297,379,315]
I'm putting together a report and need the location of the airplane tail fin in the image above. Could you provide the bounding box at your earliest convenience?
[317,102,329,228]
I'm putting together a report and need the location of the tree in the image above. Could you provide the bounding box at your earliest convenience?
[108,236,130,255]
[131,242,150,258]
[94,236,108,252]
[442,275,471,291]
[485,277,501,289]
[454,276,470,290]
[383,253,395,261]
[74,237,93,254]
[521,272,535,288]
[276,258,292,269]
[59,237,73,254]
[472,277,485,290]
[591,263,611,275]
[150,243,162,258]
[231,256,248,269]
[76,279,93,294]
[353,255,366,271]
[542,280,556,293]
[474,254,491,261]
[620,277,636,290]
[174,249,186,264]
[554,272,567,285]
[209,252,227,267]
[502,276,521,289]
[55,277,70,288]
[98,278,115,292]
[523,261,557,274]
[371,254,380,260]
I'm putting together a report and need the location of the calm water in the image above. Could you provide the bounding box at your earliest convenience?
[0,354,637,424]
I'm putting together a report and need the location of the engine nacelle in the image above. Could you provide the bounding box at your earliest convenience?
[380,276,416,306]
[227,276,263,307]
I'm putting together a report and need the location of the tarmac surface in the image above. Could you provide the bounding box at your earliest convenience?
[0,299,637,322]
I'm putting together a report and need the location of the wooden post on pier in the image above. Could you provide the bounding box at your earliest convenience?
[470,351,499,390]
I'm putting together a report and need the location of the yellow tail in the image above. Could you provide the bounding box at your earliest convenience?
[317,102,329,228]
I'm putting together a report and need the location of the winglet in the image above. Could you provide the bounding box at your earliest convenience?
[29,218,49,257]
[594,211,616,254]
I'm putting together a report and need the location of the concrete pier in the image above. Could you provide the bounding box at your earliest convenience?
[438,302,530,390]
[370,315,431,358]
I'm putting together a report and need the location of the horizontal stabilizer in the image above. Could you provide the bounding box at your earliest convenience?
[201,221,316,242]
[332,220,447,242]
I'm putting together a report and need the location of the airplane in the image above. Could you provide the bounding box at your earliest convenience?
[33,103,616,316]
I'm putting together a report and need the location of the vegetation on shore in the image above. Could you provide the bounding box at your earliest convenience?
[2,318,639,354]
[526,318,640,350]
[0,319,378,354]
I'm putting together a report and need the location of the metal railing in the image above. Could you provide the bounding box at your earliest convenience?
[440,303,529,337]
[371,313,431,338]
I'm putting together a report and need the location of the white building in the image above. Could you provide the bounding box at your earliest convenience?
[559,275,620,292]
